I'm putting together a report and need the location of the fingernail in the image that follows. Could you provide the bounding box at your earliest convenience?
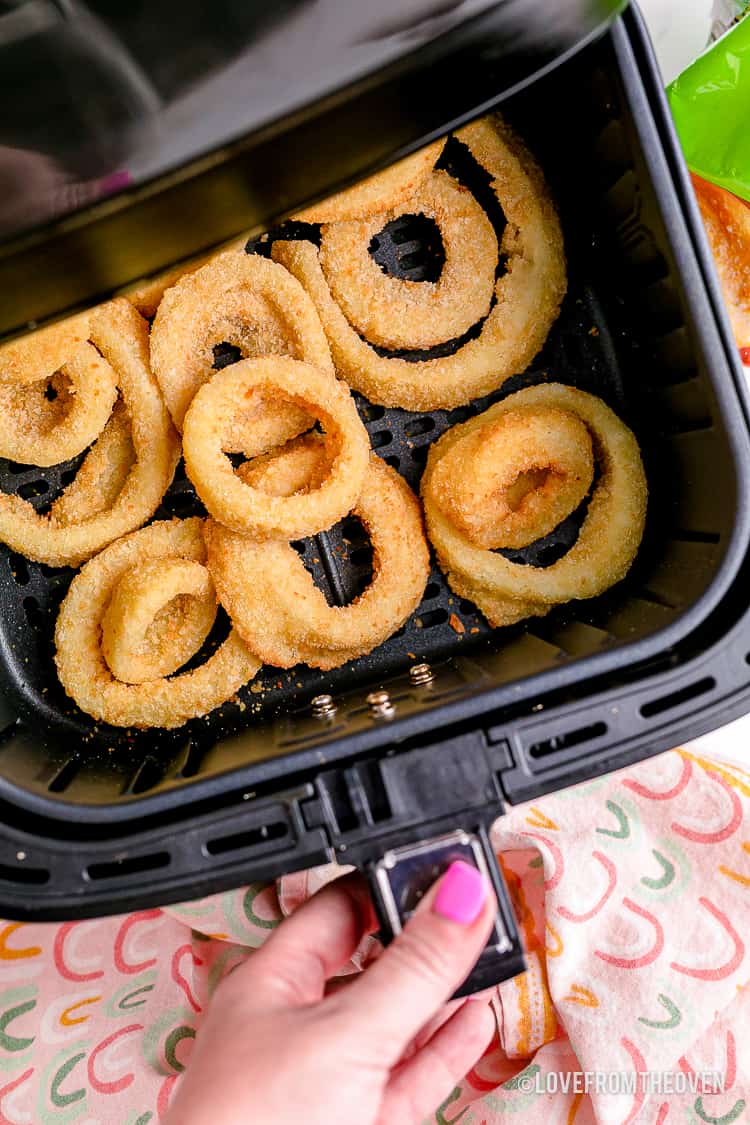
[433,861,488,925]
[99,170,131,195]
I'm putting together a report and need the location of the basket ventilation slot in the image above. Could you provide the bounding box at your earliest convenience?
[0,861,50,885]
[125,758,167,796]
[86,851,170,881]
[528,720,607,760]
[673,530,720,545]
[205,821,289,856]
[47,758,79,794]
[639,676,715,719]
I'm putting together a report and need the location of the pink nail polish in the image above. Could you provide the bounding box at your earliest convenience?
[99,170,131,195]
[433,861,488,925]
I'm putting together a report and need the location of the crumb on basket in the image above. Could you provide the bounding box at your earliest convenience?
[449,613,465,635]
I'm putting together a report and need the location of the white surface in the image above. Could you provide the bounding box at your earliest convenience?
[637,0,712,83]
[634,0,750,766]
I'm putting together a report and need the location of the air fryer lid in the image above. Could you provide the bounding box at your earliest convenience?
[0,0,626,336]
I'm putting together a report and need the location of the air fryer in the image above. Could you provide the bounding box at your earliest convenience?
[1,1,749,998]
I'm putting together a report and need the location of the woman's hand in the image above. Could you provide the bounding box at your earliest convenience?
[165,861,496,1125]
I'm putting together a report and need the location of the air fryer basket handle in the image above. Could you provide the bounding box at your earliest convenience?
[365,822,526,998]
[303,732,526,996]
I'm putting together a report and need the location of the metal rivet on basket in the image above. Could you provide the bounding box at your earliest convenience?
[311,694,337,719]
[367,690,395,720]
[409,662,434,687]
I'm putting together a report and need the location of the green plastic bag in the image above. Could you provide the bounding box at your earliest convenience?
[667,12,750,204]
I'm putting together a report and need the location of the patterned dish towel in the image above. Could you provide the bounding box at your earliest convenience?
[0,747,748,1124]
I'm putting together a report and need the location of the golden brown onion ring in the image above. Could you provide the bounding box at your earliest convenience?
[319,171,497,350]
[430,407,594,550]
[206,438,430,669]
[101,558,216,684]
[47,402,135,526]
[273,116,566,411]
[421,383,647,627]
[149,250,334,457]
[293,139,446,224]
[0,311,92,389]
[0,300,179,567]
[124,235,248,319]
[238,430,334,497]
[0,312,119,466]
[55,517,260,728]
[183,356,369,540]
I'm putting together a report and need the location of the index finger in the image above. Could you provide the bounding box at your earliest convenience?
[231,871,378,1010]
[328,861,495,1065]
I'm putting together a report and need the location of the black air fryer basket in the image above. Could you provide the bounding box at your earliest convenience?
[2,2,750,993]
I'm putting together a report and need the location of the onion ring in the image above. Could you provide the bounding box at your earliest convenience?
[238,430,334,497]
[421,383,647,627]
[47,402,135,526]
[124,235,248,319]
[273,116,566,411]
[0,312,91,388]
[101,558,216,684]
[318,170,497,350]
[0,300,179,567]
[206,438,430,669]
[149,249,335,457]
[691,173,750,351]
[0,312,119,466]
[430,407,594,550]
[183,355,369,539]
[55,517,260,728]
[293,139,446,223]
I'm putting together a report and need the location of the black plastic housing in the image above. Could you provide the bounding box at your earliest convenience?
[0,7,749,927]
[0,0,625,336]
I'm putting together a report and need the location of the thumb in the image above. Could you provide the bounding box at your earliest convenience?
[331,860,495,1066]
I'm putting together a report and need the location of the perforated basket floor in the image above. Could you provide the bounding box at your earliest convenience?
[0,131,636,759]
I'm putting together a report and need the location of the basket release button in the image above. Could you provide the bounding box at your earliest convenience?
[369,827,525,997]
